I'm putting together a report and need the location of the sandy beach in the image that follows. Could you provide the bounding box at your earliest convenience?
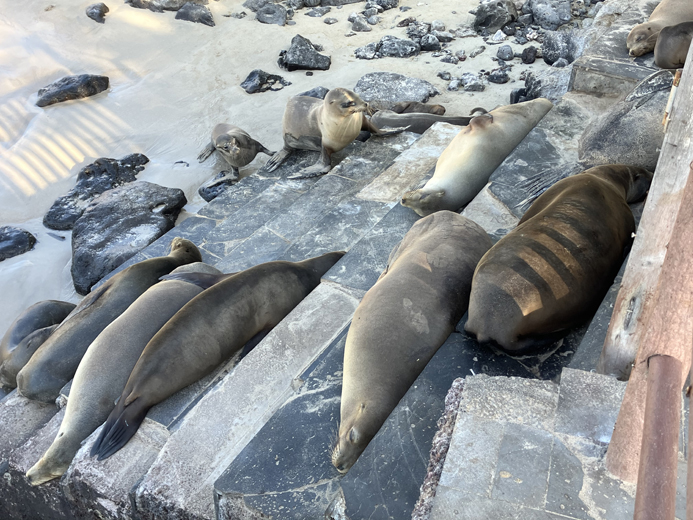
[0,0,551,336]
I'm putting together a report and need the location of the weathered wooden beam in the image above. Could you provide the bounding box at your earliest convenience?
[598,44,693,379]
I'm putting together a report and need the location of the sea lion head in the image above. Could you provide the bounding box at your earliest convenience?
[623,166,653,203]
[323,88,369,118]
[401,188,445,217]
[627,23,660,56]
[168,238,202,263]
[215,135,242,163]
[332,401,380,473]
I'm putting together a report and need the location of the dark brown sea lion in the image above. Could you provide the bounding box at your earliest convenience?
[16,238,202,403]
[654,21,693,68]
[465,164,653,352]
[91,251,345,460]
[332,212,492,472]
[25,263,228,486]
[264,88,404,179]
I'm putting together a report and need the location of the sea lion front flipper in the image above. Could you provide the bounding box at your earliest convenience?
[264,146,293,172]
[197,142,215,163]
[288,146,332,179]
[362,117,409,136]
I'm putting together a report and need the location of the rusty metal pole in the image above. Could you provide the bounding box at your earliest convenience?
[634,354,682,520]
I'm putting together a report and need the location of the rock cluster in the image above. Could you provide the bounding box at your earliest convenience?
[175,3,215,26]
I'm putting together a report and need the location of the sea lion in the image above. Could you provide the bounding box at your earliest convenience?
[465,164,653,352]
[654,21,693,68]
[25,262,228,486]
[0,325,59,388]
[402,98,553,217]
[332,212,492,472]
[627,0,693,57]
[91,250,345,460]
[0,300,75,366]
[264,88,405,179]
[370,107,487,135]
[197,124,275,180]
[391,101,446,115]
[16,238,202,403]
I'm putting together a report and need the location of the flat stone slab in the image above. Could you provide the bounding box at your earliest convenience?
[461,186,519,238]
[133,281,364,520]
[356,122,461,203]
[0,391,58,462]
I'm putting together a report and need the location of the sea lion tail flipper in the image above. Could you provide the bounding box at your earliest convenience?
[197,142,215,163]
[91,395,148,461]
[263,147,292,172]
[160,271,236,289]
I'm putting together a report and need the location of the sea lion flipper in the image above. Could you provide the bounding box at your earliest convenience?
[288,146,332,179]
[91,395,147,460]
[264,147,292,172]
[197,142,215,163]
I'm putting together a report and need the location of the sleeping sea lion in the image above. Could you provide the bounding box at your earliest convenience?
[370,107,487,135]
[0,325,59,388]
[16,238,202,403]
[0,300,75,367]
[264,88,405,179]
[654,21,693,68]
[25,263,228,486]
[90,251,345,460]
[402,98,553,217]
[627,0,693,57]
[465,164,653,352]
[332,212,492,472]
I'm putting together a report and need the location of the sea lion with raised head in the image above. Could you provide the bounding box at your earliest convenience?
[332,212,492,473]
[91,251,345,460]
[465,164,653,352]
[16,238,202,403]
[264,88,405,179]
[0,300,75,367]
[627,0,693,57]
[25,263,228,486]
[655,21,693,68]
[402,98,553,217]
[370,107,487,135]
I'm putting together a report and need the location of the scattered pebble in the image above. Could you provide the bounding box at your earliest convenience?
[469,46,486,58]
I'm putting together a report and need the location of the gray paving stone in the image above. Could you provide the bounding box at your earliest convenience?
[460,375,559,432]
[554,368,625,444]
[461,186,519,237]
[492,424,554,509]
[437,414,504,501]
[134,282,364,520]
[0,391,58,462]
[196,175,276,220]
[323,203,420,292]
[281,199,394,263]
[213,226,291,272]
[430,488,568,520]
[545,435,592,520]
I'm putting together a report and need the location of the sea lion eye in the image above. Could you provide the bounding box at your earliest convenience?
[348,428,359,444]
[341,101,356,108]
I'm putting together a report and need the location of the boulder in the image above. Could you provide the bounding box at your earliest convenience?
[85,3,109,23]
[378,35,420,57]
[255,3,287,25]
[44,154,149,231]
[126,0,207,12]
[473,0,517,33]
[297,86,329,98]
[354,72,439,103]
[240,69,291,94]
[278,35,331,71]
[420,34,441,51]
[36,74,109,108]
[175,2,215,25]
[71,181,186,295]
[0,227,36,261]
[527,0,571,30]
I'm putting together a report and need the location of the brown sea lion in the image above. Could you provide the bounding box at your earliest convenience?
[25,263,228,486]
[654,21,693,68]
[197,124,274,181]
[264,88,405,179]
[0,324,59,388]
[465,164,653,352]
[627,0,693,57]
[332,212,492,472]
[16,238,202,403]
[91,251,345,460]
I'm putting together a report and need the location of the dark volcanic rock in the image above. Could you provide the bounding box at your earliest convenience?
[321,0,360,5]
[522,45,538,63]
[36,75,109,108]
[255,3,287,25]
[407,21,430,42]
[459,72,486,91]
[71,181,186,294]
[298,86,329,98]
[473,0,517,33]
[278,34,331,71]
[579,70,673,172]
[324,16,337,23]
[528,0,571,30]
[370,0,397,9]
[420,34,441,51]
[126,0,207,12]
[0,227,36,261]
[85,3,109,23]
[175,2,214,25]
[240,69,291,93]
[542,30,574,64]
[351,14,372,32]
[354,72,439,103]
[44,154,149,230]
[355,42,379,59]
[378,35,420,57]
[488,69,510,83]
[304,0,321,6]
[497,44,514,60]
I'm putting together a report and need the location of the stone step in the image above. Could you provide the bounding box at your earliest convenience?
[427,368,688,520]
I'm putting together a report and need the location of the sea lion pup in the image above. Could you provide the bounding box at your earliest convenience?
[264,88,405,179]
[402,98,553,217]
[368,100,446,115]
[25,263,228,486]
[465,164,653,353]
[91,250,345,460]
[0,325,59,388]
[627,0,693,57]
[197,124,274,181]
[0,300,75,366]
[655,22,693,68]
[370,107,487,135]
[332,212,492,473]
[16,238,202,403]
